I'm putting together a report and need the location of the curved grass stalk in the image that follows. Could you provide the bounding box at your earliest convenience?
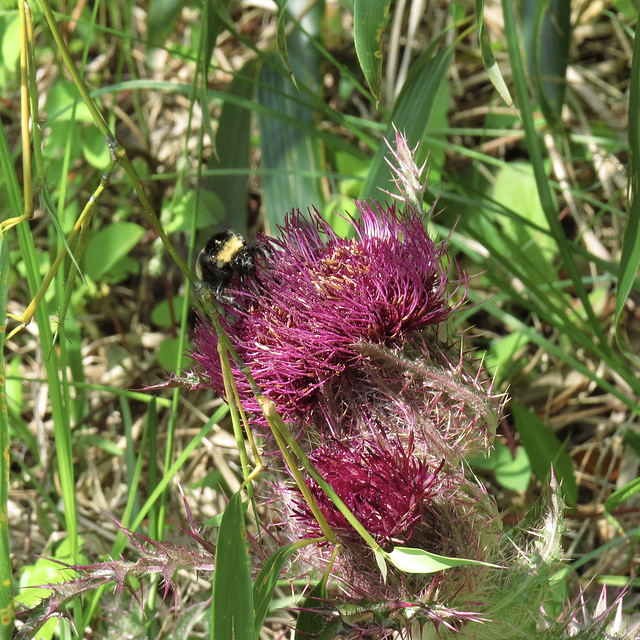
[36,0,195,288]
[6,161,115,340]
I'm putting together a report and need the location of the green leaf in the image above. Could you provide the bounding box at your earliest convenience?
[204,58,259,235]
[491,161,556,283]
[0,237,14,639]
[294,579,329,639]
[82,125,111,169]
[147,0,185,49]
[488,330,531,388]
[151,295,186,328]
[511,401,577,505]
[374,547,388,583]
[386,546,500,574]
[475,0,512,105]
[472,442,532,492]
[157,337,183,372]
[1,15,20,74]
[203,0,233,74]
[526,0,571,126]
[212,491,254,640]
[101,255,140,284]
[353,0,391,100]
[604,476,640,536]
[258,58,324,232]
[45,80,94,122]
[616,5,640,361]
[275,1,293,81]
[253,542,304,635]
[83,222,146,281]
[166,190,223,234]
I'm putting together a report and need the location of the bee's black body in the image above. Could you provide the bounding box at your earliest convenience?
[196,230,271,304]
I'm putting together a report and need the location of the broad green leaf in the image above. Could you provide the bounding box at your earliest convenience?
[491,161,556,283]
[166,191,223,234]
[487,330,530,388]
[472,442,532,492]
[157,337,183,372]
[502,0,609,356]
[83,222,145,282]
[353,0,391,100]
[511,401,577,505]
[212,491,254,640]
[82,127,111,170]
[45,80,94,122]
[6,357,23,413]
[387,547,500,574]
[258,59,324,232]
[1,15,20,74]
[151,295,186,328]
[100,255,140,285]
[612,0,638,18]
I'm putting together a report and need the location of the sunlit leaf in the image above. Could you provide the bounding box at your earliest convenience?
[353,0,391,100]
[211,491,254,640]
[387,547,500,574]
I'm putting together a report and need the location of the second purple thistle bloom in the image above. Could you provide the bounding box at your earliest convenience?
[192,199,461,423]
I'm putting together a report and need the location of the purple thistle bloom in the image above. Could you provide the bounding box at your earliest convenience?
[267,435,502,629]
[192,200,460,422]
[290,436,448,550]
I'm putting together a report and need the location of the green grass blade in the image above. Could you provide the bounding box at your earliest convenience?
[501,0,608,351]
[521,0,570,129]
[532,0,570,127]
[511,402,577,506]
[475,0,512,105]
[616,8,640,359]
[204,58,259,235]
[353,0,391,101]
[147,0,185,49]
[212,491,254,640]
[294,579,329,638]
[0,86,78,564]
[253,540,308,635]
[204,0,233,75]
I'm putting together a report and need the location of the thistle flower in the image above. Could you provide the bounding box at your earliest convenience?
[289,436,449,550]
[266,434,503,634]
[191,200,502,460]
[192,200,460,421]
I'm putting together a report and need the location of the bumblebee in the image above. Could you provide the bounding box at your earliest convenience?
[196,230,271,304]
